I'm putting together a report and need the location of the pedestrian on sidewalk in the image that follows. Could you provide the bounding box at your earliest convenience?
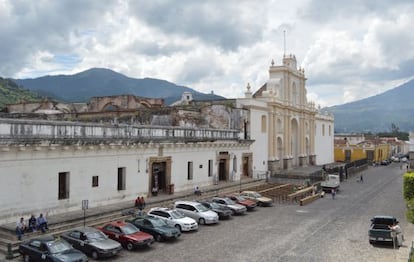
[28,214,37,232]
[135,196,142,209]
[331,188,336,200]
[194,186,202,196]
[37,213,48,233]
[360,174,363,183]
[16,217,26,240]
[141,196,146,210]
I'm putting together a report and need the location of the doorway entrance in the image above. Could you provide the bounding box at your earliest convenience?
[148,157,171,196]
[242,153,252,178]
[217,152,230,182]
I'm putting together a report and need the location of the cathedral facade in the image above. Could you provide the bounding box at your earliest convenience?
[238,54,334,175]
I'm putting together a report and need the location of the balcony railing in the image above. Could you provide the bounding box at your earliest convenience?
[0,118,241,145]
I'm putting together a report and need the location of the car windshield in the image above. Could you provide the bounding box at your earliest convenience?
[149,218,167,227]
[170,210,185,219]
[252,192,262,198]
[47,240,72,254]
[195,204,209,212]
[236,196,247,201]
[86,231,107,241]
[223,198,235,205]
[209,202,220,209]
[120,224,140,235]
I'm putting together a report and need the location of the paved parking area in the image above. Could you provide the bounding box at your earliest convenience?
[86,164,413,262]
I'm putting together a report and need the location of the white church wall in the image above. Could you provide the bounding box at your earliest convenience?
[315,115,334,165]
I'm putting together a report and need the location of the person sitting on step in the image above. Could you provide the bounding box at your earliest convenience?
[194,186,202,196]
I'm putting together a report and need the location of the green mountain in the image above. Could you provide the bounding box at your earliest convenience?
[327,79,414,133]
[0,78,42,110]
[14,68,224,105]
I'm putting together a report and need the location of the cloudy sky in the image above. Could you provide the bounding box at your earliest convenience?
[1,0,414,107]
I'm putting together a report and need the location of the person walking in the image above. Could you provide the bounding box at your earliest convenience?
[331,188,336,199]
[360,174,363,183]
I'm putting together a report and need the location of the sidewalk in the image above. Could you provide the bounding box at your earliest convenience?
[0,178,262,232]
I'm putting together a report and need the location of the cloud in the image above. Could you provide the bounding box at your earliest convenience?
[128,0,267,51]
[1,0,414,107]
[0,0,117,76]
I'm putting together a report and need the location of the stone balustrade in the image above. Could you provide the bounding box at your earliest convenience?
[0,118,241,145]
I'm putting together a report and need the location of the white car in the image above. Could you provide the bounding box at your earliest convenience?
[174,200,219,225]
[148,207,198,232]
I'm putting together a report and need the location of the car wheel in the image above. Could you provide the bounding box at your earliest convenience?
[92,250,99,260]
[23,254,30,262]
[175,224,182,232]
[126,242,134,251]
[155,234,162,242]
[199,218,205,225]
[257,202,262,207]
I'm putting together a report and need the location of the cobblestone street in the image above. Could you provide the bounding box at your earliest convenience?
[89,163,412,262]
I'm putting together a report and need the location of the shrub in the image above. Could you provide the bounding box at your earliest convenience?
[403,172,414,223]
[403,172,414,201]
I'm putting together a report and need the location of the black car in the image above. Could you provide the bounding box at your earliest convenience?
[61,227,122,260]
[198,201,232,219]
[126,216,181,242]
[19,235,88,262]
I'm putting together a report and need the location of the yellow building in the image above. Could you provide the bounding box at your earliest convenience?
[334,139,391,163]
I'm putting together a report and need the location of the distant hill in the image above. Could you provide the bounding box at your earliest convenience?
[0,78,42,110]
[14,68,224,105]
[327,79,414,132]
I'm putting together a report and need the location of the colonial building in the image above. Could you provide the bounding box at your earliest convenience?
[0,118,252,224]
[0,53,334,224]
[334,133,407,163]
[237,54,334,175]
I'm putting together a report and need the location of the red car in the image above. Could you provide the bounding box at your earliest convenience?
[97,221,154,250]
[227,195,257,211]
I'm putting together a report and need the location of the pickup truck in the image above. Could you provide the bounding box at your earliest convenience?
[368,216,403,246]
[321,174,340,192]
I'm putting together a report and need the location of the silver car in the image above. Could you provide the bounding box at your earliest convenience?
[174,200,219,225]
[61,226,122,259]
[211,197,247,215]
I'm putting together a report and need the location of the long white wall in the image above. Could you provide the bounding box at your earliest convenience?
[0,142,249,224]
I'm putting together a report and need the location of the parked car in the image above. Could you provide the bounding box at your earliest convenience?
[227,195,257,211]
[240,190,273,206]
[198,200,233,219]
[211,197,247,215]
[60,227,122,259]
[19,235,88,262]
[126,215,181,241]
[97,221,154,250]
[148,207,198,232]
[174,200,219,225]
